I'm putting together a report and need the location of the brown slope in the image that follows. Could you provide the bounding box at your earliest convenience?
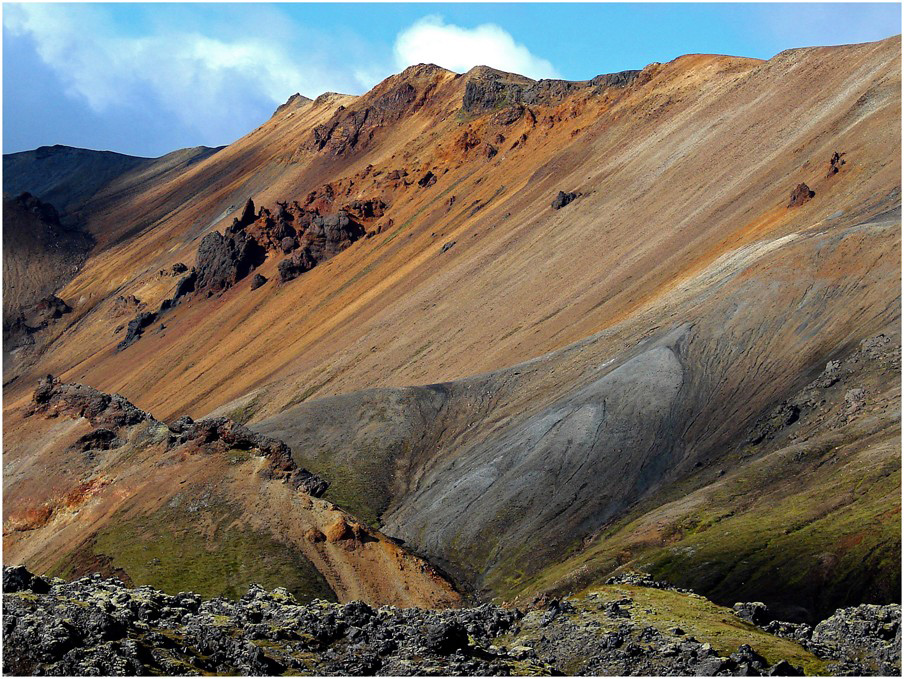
[5,37,896,423]
[2,37,900,614]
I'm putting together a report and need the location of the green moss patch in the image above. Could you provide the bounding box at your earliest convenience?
[55,493,336,603]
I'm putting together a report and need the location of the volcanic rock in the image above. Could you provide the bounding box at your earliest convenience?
[551,190,577,209]
[69,428,121,452]
[194,228,265,294]
[169,416,328,495]
[30,375,154,429]
[734,602,773,626]
[250,273,268,290]
[827,151,846,177]
[787,183,815,208]
[117,310,157,350]
[278,248,318,283]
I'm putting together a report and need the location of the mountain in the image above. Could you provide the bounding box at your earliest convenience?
[3,145,220,228]
[2,33,900,643]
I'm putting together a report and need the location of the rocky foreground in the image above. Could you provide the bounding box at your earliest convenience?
[3,567,900,676]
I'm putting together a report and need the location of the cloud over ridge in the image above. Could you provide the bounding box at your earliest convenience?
[393,16,560,79]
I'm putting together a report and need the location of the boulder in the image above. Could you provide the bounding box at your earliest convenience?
[116,311,158,351]
[551,191,577,210]
[788,183,814,208]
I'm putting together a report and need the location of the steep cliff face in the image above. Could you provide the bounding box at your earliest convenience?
[3,36,900,615]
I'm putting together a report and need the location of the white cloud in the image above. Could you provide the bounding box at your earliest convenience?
[2,4,371,143]
[394,16,559,80]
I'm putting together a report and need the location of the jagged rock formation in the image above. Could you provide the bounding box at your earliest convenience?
[30,375,153,429]
[827,151,846,177]
[27,375,327,496]
[6,567,898,676]
[733,598,901,676]
[168,415,328,495]
[194,226,266,293]
[310,65,448,156]
[461,66,640,114]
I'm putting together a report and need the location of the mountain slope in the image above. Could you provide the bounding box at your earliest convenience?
[3,36,900,618]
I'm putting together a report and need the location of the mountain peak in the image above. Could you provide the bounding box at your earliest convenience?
[271,92,313,118]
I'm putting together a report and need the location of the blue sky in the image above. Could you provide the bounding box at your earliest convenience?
[4,3,900,157]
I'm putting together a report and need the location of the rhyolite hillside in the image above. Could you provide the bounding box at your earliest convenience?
[3,33,900,649]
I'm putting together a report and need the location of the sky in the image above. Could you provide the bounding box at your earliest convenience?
[3,2,900,157]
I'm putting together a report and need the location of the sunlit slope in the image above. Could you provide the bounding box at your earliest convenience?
[2,37,899,618]
[1,38,896,423]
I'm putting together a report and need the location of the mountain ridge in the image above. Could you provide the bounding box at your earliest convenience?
[2,35,900,641]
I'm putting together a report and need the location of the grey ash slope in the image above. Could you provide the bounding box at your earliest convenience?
[254,207,900,618]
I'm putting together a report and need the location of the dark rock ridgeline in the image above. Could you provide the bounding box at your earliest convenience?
[6,567,898,676]
[168,415,329,495]
[27,375,328,496]
[462,69,641,115]
[31,374,153,429]
[309,69,442,157]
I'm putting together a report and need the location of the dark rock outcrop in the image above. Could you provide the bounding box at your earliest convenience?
[250,273,268,290]
[734,602,773,626]
[591,70,643,90]
[310,71,438,156]
[551,190,577,210]
[278,248,318,283]
[194,228,266,294]
[168,416,329,496]
[788,183,815,208]
[4,294,74,349]
[827,151,846,177]
[810,604,901,676]
[3,565,50,594]
[237,198,256,228]
[27,376,329,497]
[69,428,121,453]
[417,171,437,188]
[116,310,157,350]
[29,375,154,429]
[742,601,900,676]
[462,69,640,114]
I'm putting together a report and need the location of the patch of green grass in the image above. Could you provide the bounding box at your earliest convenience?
[294,440,407,528]
[497,427,900,620]
[226,395,260,425]
[59,494,337,603]
[602,585,829,674]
